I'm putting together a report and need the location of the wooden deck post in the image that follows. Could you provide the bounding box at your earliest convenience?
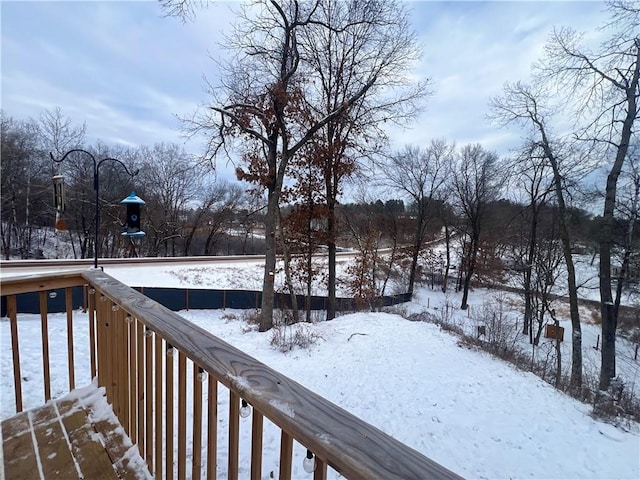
[7,295,23,412]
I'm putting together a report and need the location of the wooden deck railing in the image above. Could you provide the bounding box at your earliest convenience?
[1,270,462,480]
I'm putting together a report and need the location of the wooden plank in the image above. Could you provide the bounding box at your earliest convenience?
[1,411,30,437]
[129,317,138,443]
[39,291,51,402]
[2,412,40,480]
[0,271,85,296]
[250,410,263,480]
[119,310,130,437]
[66,287,75,391]
[145,327,154,472]
[228,391,240,480]
[96,294,106,392]
[31,403,57,425]
[83,269,463,480]
[166,345,175,480]
[104,298,115,405]
[177,351,187,480]
[2,393,150,480]
[207,378,218,480]
[92,417,144,480]
[88,288,97,379]
[155,334,164,480]
[136,319,145,458]
[32,409,81,479]
[59,406,118,480]
[314,458,328,480]
[113,306,123,419]
[192,365,204,480]
[279,430,293,480]
[7,295,23,413]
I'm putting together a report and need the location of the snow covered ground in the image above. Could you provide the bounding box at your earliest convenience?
[1,259,639,479]
[0,255,640,479]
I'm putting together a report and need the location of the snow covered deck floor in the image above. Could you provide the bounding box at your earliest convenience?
[1,384,150,480]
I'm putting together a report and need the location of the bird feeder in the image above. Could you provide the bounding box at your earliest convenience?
[52,175,68,230]
[53,175,65,211]
[121,191,146,237]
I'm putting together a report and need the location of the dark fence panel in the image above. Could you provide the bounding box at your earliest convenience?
[226,290,261,310]
[188,290,224,310]
[140,288,187,311]
[2,286,410,315]
[1,286,85,316]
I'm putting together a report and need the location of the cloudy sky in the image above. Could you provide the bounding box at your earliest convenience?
[2,0,607,182]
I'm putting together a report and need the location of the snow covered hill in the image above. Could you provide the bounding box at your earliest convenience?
[2,305,639,478]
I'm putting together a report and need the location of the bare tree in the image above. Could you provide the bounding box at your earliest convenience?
[39,107,86,158]
[39,107,86,258]
[0,113,49,258]
[182,181,242,256]
[490,82,585,388]
[612,147,640,329]
[537,0,640,390]
[451,144,503,311]
[166,0,420,330]
[136,143,199,257]
[504,149,555,339]
[383,140,450,296]
[298,0,428,319]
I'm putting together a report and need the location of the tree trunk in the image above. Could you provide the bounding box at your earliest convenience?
[407,219,422,296]
[260,187,278,332]
[555,317,562,388]
[442,223,451,293]
[599,54,638,389]
[524,202,539,337]
[326,201,337,321]
[542,143,582,388]
[277,207,299,324]
[460,234,478,310]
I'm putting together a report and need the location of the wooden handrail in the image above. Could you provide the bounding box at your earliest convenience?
[0,270,87,296]
[2,270,461,479]
[82,269,461,479]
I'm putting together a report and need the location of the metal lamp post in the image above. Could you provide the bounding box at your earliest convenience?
[50,149,139,268]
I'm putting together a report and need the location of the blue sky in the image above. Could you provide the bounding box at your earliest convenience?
[1,0,607,181]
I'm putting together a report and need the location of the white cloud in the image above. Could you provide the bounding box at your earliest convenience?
[1,0,608,170]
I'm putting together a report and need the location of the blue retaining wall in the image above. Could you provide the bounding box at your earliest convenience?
[2,287,411,316]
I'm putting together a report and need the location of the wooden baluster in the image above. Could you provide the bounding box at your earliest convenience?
[7,295,22,413]
[250,410,263,480]
[228,391,240,480]
[120,311,131,438]
[39,291,51,401]
[112,304,123,419]
[166,344,175,480]
[192,366,204,480]
[207,378,218,480]
[279,431,293,480]
[137,319,145,458]
[95,293,105,390]
[103,298,114,405]
[129,317,138,444]
[88,287,96,379]
[155,334,164,480]
[65,287,75,391]
[145,326,154,472]
[314,458,328,480]
[178,351,187,480]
